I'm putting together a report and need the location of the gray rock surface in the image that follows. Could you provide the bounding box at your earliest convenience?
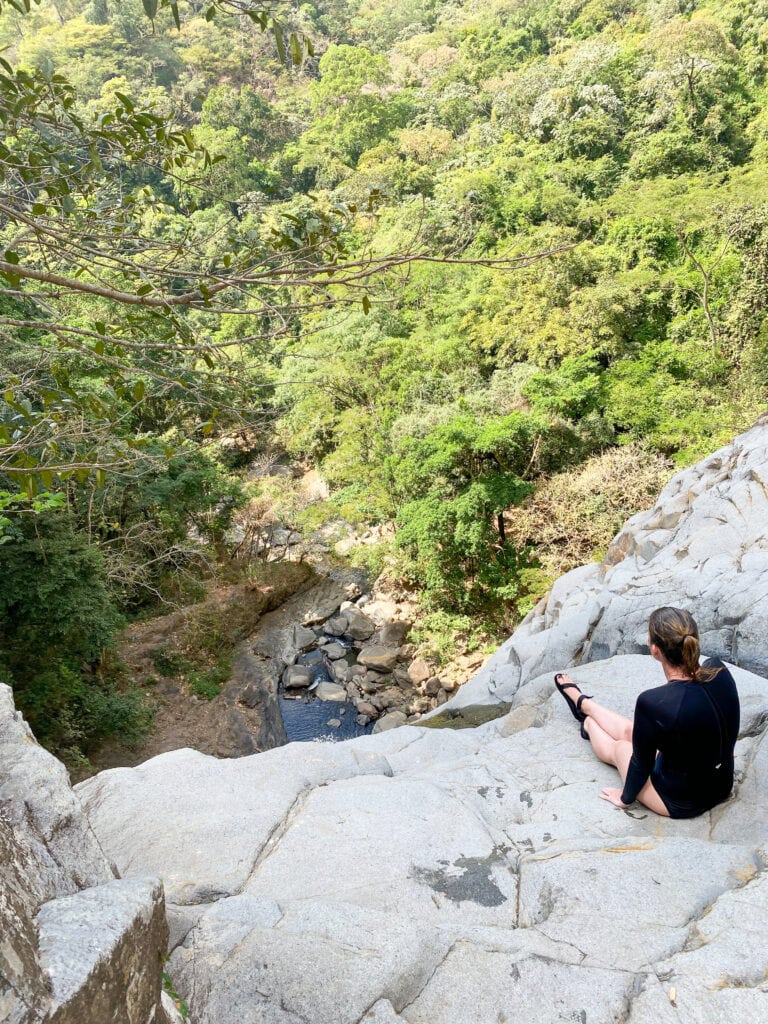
[314,681,347,701]
[447,415,768,710]
[37,877,168,1024]
[344,606,376,640]
[371,709,408,732]
[78,651,768,1024]
[324,614,349,636]
[0,686,170,1024]
[379,622,410,647]
[323,641,347,660]
[282,665,312,689]
[358,645,400,672]
[0,687,115,898]
[292,625,317,652]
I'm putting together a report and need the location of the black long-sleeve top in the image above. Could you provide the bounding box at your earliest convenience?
[620,659,740,818]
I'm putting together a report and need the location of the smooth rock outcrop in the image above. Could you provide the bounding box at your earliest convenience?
[449,415,768,711]
[77,653,768,1024]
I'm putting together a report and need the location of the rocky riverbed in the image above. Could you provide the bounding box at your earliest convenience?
[248,574,465,742]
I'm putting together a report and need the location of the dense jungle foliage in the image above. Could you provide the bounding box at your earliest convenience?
[1,0,766,760]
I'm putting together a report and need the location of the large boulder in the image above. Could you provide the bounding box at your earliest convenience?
[448,415,768,711]
[0,686,115,897]
[37,877,169,1024]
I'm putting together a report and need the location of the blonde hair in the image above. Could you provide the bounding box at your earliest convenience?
[648,607,716,682]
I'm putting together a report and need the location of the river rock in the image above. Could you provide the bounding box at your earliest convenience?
[344,607,376,641]
[330,660,351,684]
[324,615,348,636]
[314,682,347,702]
[392,665,412,688]
[355,701,378,718]
[424,677,442,696]
[408,658,432,685]
[327,719,341,729]
[292,625,317,652]
[378,622,410,647]
[358,646,399,672]
[324,642,347,660]
[283,665,312,689]
[371,710,408,733]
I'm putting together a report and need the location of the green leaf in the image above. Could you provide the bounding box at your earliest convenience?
[169,0,180,29]
[133,380,145,402]
[141,0,158,20]
[289,33,303,66]
[114,92,135,113]
[362,294,371,315]
[273,22,286,65]
[4,250,19,264]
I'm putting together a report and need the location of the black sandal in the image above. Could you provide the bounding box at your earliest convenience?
[554,673,593,723]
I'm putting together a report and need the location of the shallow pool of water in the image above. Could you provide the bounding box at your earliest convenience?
[279,692,372,742]
[281,648,372,742]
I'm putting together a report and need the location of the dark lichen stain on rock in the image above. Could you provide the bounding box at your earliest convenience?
[418,703,512,730]
[411,849,509,907]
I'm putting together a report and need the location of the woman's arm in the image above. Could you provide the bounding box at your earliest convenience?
[619,694,659,806]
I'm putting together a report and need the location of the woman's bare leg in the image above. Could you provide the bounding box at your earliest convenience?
[583,720,669,816]
[579,696,633,743]
[556,675,633,742]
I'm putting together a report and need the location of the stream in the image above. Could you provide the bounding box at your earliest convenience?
[279,636,373,742]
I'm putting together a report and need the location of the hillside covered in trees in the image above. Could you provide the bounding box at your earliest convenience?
[1,0,766,763]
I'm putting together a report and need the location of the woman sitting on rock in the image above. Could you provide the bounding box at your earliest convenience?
[555,606,740,818]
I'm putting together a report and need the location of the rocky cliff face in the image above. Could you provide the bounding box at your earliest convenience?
[3,417,768,1024]
[0,687,180,1024]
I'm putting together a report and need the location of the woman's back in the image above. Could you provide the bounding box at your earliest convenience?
[638,658,740,817]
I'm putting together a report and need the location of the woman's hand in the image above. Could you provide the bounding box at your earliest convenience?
[600,787,631,809]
